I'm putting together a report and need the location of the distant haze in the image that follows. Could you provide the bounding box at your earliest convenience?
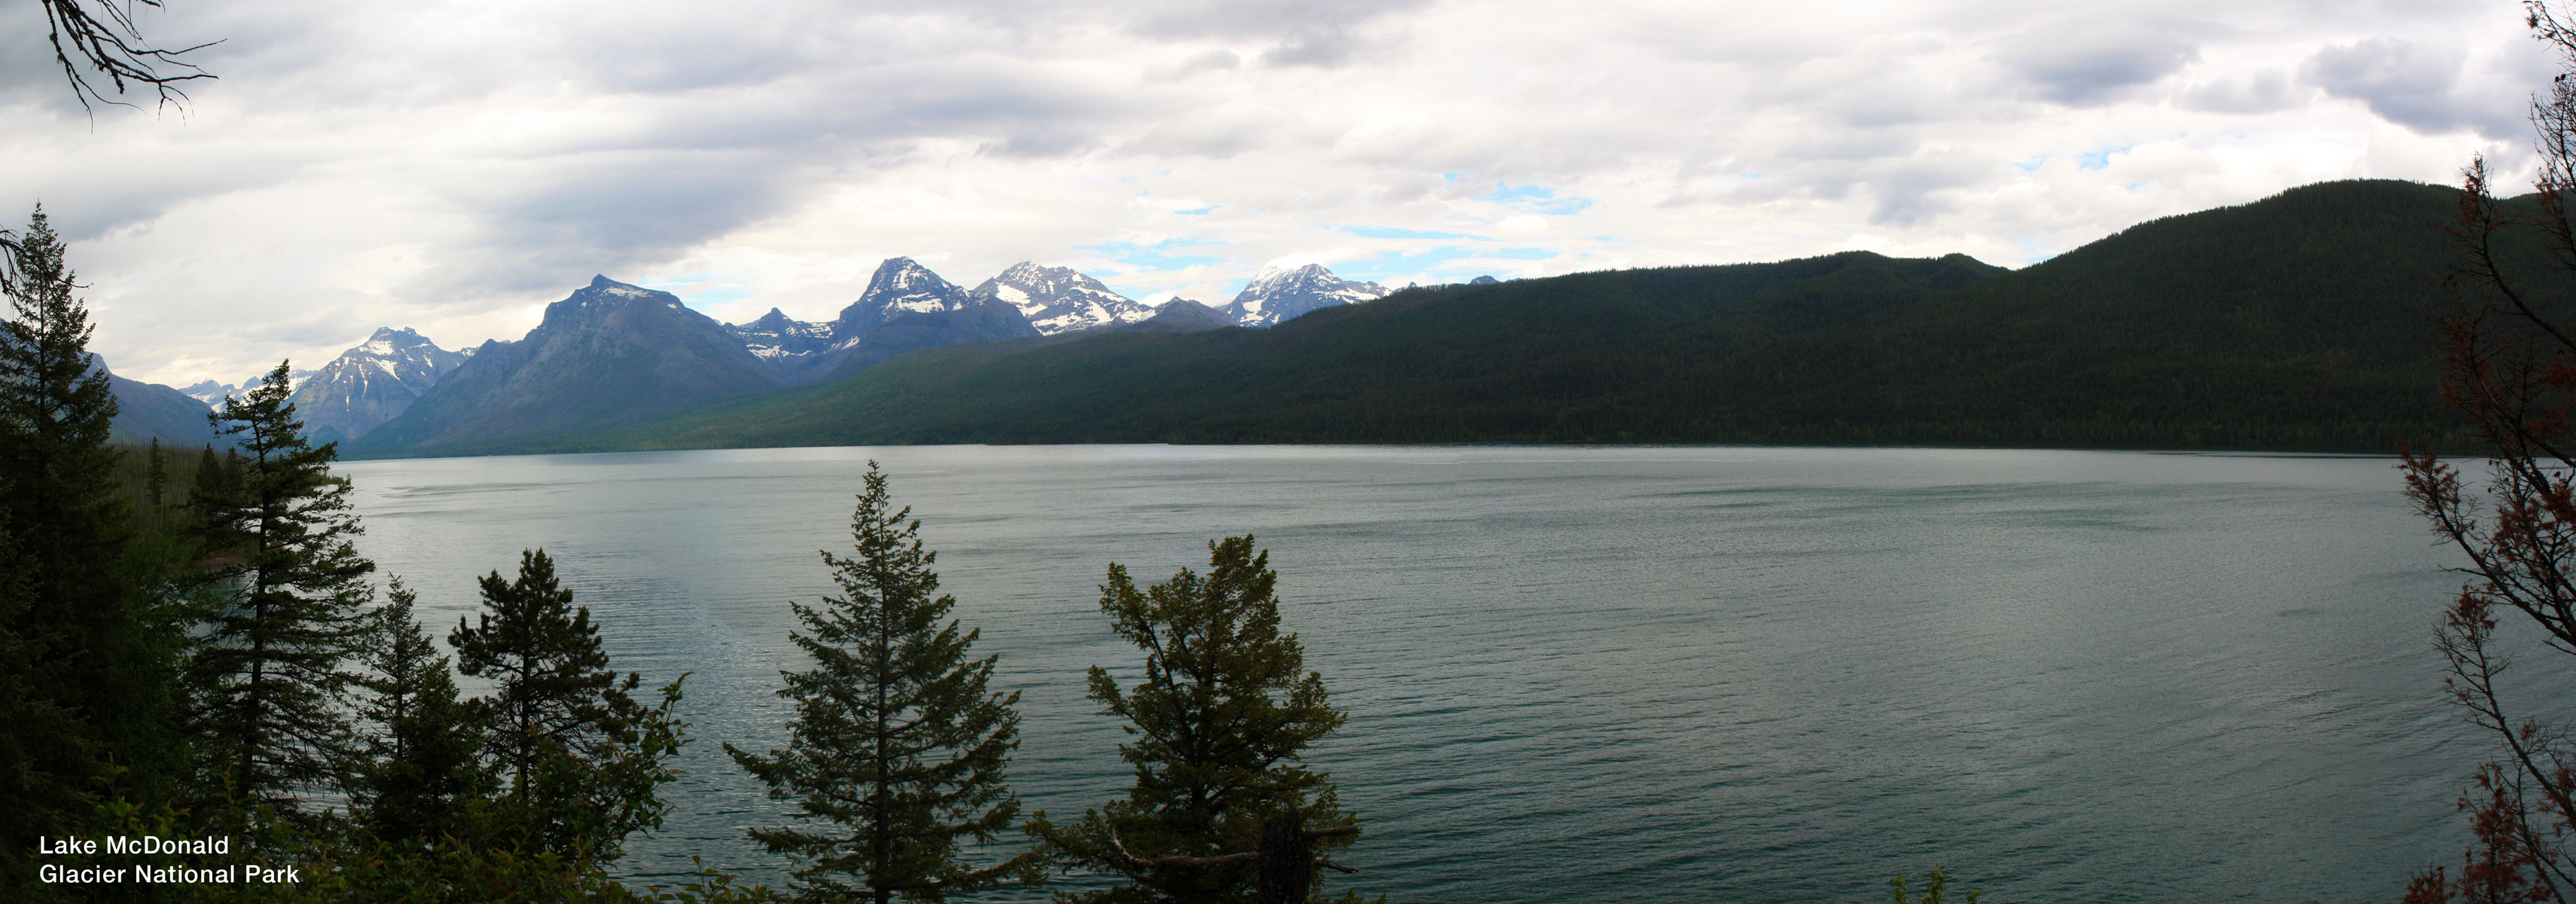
[0,0,2550,385]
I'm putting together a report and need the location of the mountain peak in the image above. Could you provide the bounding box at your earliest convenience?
[353,327,444,358]
[289,327,472,446]
[968,261,1150,334]
[835,258,977,344]
[1222,263,1389,327]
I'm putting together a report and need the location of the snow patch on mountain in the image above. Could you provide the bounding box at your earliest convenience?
[1220,264,1389,327]
[726,308,837,362]
[967,261,1153,334]
[288,327,468,445]
[834,258,980,347]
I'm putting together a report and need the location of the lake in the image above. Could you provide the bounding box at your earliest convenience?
[340,444,2495,902]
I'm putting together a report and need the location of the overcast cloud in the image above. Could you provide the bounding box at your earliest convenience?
[0,0,2554,385]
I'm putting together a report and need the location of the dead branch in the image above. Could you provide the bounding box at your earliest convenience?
[1104,826,1257,869]
[38,0,221,115]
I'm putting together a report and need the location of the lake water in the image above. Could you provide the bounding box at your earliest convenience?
[340,444,2502,902]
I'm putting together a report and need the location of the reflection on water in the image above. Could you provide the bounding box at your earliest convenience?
[343,445,2494,902]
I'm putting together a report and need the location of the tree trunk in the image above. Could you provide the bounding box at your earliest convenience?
[1258,808,1309,904]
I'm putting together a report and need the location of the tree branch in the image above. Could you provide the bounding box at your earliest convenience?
[38,0,221,115]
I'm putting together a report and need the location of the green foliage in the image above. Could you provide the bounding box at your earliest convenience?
[452,548,666,868]
[182,361,378,810]
[1028,536,1364,904]
[352,577,490,844]
[512,180,2496,455]
[0,204,187,893]
[453,548,637,788]
[506,673,692,872]
[1889,867,1982,904]
[0,209,742,897]
[727,463,1035,902]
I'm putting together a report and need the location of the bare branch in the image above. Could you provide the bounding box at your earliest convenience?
[38,0,221,115]
[1104,826,1257,869]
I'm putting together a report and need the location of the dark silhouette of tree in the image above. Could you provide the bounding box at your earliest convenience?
[1027,535,1370,904]
[728,463,1035,903]
[452,548,635,796]
[145,435,166,511]
[182,360,376,810]
[2400,3,2576,900]
[350,577,487,844]
[0,203,183,868]
[450,547,679,869]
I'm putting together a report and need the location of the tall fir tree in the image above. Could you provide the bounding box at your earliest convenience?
[351,577,487,844]
[0,204,178,863]
[453,548,635,794]
[182,361,376,810]
[1028,536,1367,904]
[727,463,1034,904]
[145,436,167,515]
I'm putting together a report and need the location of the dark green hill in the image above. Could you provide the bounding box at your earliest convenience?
[489,179,2491,455]
[104,369,218,447]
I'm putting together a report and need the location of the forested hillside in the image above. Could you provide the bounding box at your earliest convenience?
[483,179,2482,455]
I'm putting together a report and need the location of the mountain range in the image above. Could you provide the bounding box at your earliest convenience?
[138,180,2497,459]
[451,179,2495,455]
[114,257,1400,452]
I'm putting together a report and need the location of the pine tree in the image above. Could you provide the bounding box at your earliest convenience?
[451,548,689,871]
[352,577,487,844]
[0,522,98,895]
[0,203,177,852]
[452,548,638,800]
[1027,536,1365,904]
[182,361,376,809]
[727,463,1033,904]
[145,436,167,515]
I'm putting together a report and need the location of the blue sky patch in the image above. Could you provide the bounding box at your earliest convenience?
[2078,146,2130,170]
[1480,182,1596,215]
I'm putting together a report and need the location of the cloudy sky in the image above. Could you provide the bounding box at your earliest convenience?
[0,0,2553,386]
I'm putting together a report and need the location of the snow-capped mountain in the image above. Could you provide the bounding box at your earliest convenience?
[184,367,319,405]
[968,262,1154,334]
[727,308,837,362]
[794,257,1036,382]
[1218,264,1390,327]
[1120,298,1235,333]
[179,380,232,406]
[1469,275,1501,285]
[288,327,468,445]
[832,257,979,346]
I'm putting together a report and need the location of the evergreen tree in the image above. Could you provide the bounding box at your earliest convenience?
[352,577,487,844]
[1027,536,1365,904]
[182,361,376,809]
[0,521,99,896]
[0,203,177,857]
[451,548,639,801]
[145,436,167,514]
[727,463,1033,904]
